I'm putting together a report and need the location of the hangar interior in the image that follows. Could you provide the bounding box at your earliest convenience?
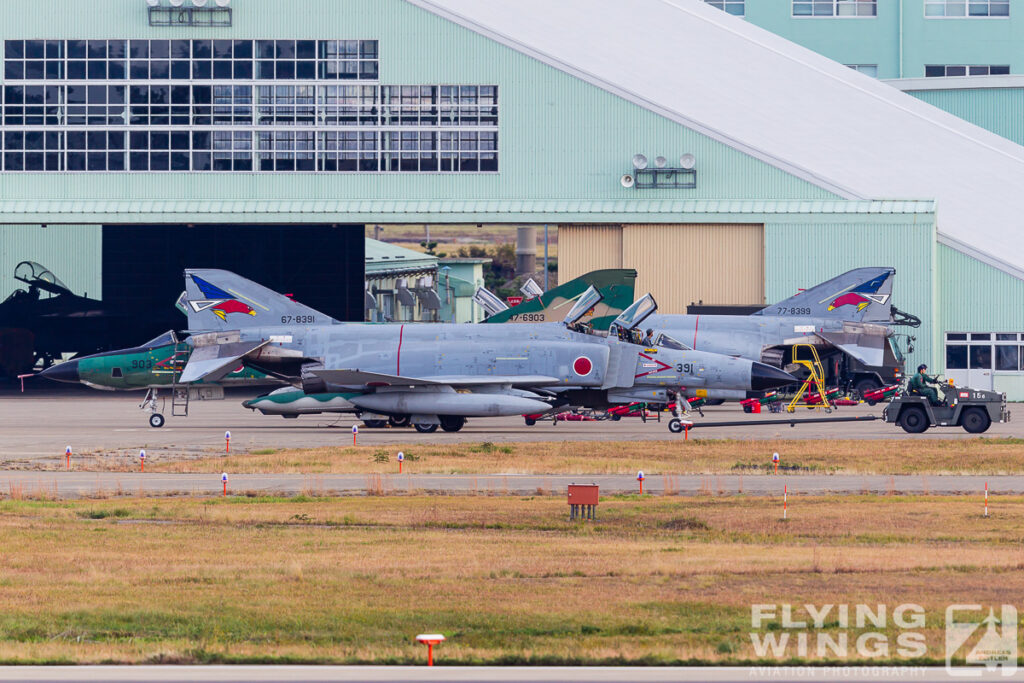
[0,0,1022,398]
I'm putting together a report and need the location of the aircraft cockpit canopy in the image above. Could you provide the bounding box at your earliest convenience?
[610,294,657,332]
[563,285,604,327]
[13,261,70,297]
[141,330,179,349]
[654,333,691,351]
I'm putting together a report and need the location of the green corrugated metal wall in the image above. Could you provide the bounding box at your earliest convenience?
[907,88,1024,146]
[765,217,936,373]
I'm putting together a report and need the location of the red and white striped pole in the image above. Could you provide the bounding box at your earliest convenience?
[783,484,788,520]
[985,482,989,518]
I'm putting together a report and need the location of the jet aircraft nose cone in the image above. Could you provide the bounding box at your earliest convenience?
[750,362,797,391]
[39,360,80,384]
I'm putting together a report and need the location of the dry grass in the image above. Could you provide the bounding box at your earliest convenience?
[136,438,1024,476]
[0,494,1022,664]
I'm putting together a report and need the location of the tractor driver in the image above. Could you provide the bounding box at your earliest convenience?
[908,363,942,406]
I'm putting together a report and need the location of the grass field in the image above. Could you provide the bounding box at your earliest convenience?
[125,438,1024,476]
[0,493,1021,665]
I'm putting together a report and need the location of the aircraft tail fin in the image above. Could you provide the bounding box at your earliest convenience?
[482,268,637,330]
[754,267,896,322]
[184,268,335,332]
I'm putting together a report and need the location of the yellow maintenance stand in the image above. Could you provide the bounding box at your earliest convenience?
[786,344,833,413]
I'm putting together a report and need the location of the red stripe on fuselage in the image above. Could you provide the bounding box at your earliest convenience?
[397,324,404,375]
[693,315,700,350]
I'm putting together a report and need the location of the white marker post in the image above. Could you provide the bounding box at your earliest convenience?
[415,634,445,666]
[221,472,228,497]
[397,451,404,474]
[225,431,231,454]
[352,424,358,447]
[140,449,146,472]
[637,470,645,495]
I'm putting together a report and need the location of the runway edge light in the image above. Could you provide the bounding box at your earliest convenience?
[415,633,445,666]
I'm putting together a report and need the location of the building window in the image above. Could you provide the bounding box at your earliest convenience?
[925,64,1010,76]
[1,38,498,173]
[925,0,1009,17]
[846,64,879,77]
[794,0,876,17]
[704,1,745,16]
[946,332,1024,374]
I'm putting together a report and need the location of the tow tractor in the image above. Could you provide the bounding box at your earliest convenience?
[882,380,1010,434]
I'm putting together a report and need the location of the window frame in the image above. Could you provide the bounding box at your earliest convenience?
[792,0,877,18]
[924,0,1010,18]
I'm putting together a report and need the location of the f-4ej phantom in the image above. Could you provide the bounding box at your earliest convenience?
[180,269,795,433]
[632,268,919,397]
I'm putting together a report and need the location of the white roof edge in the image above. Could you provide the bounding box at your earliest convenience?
[885,75,1024,92]
[936,233,1024,282]
[404,0,864,201]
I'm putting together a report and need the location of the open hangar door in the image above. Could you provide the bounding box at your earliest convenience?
[102,224,364,344]
[559,223,764,314]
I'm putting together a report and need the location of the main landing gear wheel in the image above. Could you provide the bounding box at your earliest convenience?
[854,377,881,402]
[439,416,466,433]
[149,413,165,428]
[389,415,411,428]
[363,419,388,429]
[414,423,439,434]
[668,418,684,434]
[961,407,991,434]
[899,406,929,434]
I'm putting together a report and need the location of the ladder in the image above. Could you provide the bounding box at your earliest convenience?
[786,344,832,413]
[170,341,190,417]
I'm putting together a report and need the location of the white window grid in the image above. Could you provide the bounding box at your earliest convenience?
[4,39,379,82]
[945,332,1024,372]
[925,64,1010,76]
[1,82,498,173]
[925,0,1009,17]
[793,0,876,16]
[704,1,745,16]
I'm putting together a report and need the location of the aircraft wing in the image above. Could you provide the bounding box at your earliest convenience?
[179,340,270,384]
[312,369,561,389]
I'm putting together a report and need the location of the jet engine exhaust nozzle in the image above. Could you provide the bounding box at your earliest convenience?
[750,362,798,391]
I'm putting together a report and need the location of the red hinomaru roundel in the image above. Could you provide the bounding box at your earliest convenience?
[573,356,593,376]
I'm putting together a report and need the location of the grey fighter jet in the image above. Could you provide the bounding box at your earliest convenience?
[179,269,796,432]
[632,268,918,396]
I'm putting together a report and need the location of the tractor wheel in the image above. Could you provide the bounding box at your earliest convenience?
[414,423,438,434]
[389,415,411,428]
[363,419,387,429]
[668,418,684,434]
[899,406,929,434]
[524,418,536,426]
[961,407,991,434]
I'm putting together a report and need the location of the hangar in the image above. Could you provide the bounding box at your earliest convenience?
[0,0,1022,397]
